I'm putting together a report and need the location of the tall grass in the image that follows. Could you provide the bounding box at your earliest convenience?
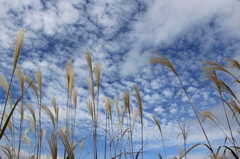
[0,28,239,159]
[149,50,240,159]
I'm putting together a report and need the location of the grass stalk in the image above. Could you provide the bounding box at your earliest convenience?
[134,83,144,159]
[149,51,214,157]
[152,115,166,159]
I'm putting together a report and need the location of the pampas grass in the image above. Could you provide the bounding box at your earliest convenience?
[149,50,215,158]
[1,28,239,159]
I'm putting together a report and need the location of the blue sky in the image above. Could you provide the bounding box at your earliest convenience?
[0,0,240,159]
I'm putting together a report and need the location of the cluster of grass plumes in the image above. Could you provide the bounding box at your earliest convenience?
[0,28,240,159]
[149,51,240,159]
[0,28,146,159]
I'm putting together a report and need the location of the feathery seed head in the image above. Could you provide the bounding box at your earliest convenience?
[52,97,59,124]
[152,114,162,134]
[23,135,31,150]
[201,60,229,72]
[177,122,190,141]
[15,65,25,92]
[66,59,75,95]
[13,28,25,72]
[131,108,138,133]
[134,83,143,123]
[229,98,240,116]
[122,90,130,115]
[36,66,42,97]
[224,58,240,71]
[0,74,12,107]
[88,78,95,101]
[72,88,77,109]
[42,104,55,129]
[199,111,216,123]
[25,75,38,99]
[94,62,101,90]
[202,70,237,99]
[148,50,178,76]
[121,104,126,123]
[86,48,93,80]
[86,99,93,120]
[105,97,112,120]
[115,96,120,116]
[80,140,85,155]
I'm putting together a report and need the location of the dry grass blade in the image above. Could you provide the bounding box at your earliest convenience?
[52,97,59,125]
[199,111,216,123]
[117,120,121,130]
[105,97,112,120]
[71,141,77,153]
[148,50,178,76]
[122,90,130,115]
[224,58,240,71]
[131,108,138,133]
[72,89,77,109]
[176,123,190,141]
[86,48,93,80]
[115,96,120,116]
[66,59,75,95]
[202,70,222,94]
[17,104,24,121]
[149,51,214,156]
[25,75,38,99]
[58,129,75,159]
[36,66,42,98]
[15,65,24,92]
[13,28,25,72]
[86,99,93,120]
[229,98,240,117]
[152,114,166,159]
[152,115,162,134]
[22,128,31,150]
[48,131,58,159]
[134,83,142,123]
[121,104,126,123]
[178,146,184,158]
[1,144,13,158]
[3,113,13,134]
[87,78,95,103]
[22,129,31,150]
[25,115,36,134]
[179,143,214,159]
[41,104,55,129]
[201,60,239,82]
[25,103,36,133]
[94,62,101,90]
[134,83,144,159]
[220,80,239,102]
[42,129,47,145]
[203,70,239,102]
[201,60,231,74]
[0,74,13,107]
[202,70,239,156]
[79,140,85,158]
[23,135,31,151]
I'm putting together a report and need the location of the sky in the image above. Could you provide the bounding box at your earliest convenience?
[0,0,240,159]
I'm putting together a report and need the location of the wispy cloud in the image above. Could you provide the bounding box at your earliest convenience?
[0,0,240,158]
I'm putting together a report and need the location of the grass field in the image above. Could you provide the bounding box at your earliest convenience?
[0,28,239,159]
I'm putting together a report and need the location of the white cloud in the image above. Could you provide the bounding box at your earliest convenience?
[163,88,173,98]
[154,106,164,114]
[0,0,240,158]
